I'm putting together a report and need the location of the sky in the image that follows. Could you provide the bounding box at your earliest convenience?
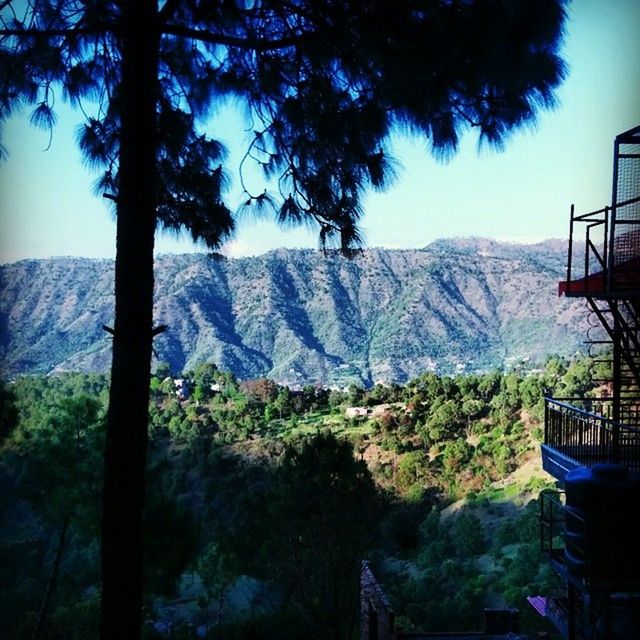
[1,0,639,264]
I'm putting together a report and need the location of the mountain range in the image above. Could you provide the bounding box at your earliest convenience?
[0,238,593,386]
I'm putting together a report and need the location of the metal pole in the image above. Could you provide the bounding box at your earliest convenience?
[567,204,575,293]
[607,136,620,291]
[612,303,621,462]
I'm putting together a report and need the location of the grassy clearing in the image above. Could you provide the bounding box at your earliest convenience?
[262,410,379,441]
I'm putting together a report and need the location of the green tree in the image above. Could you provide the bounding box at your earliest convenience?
[461,396,484,431]
[191,362,220,402]
[450,512,485,557]
[15,394,105,640]
[477,371,502,400]
[328,389,347,412]
[300,384,321,412]
[396,450,428,495]
[197,541,238,630]
[18,395,104,527]
[442,438,473,474]
[557,357,592,398]
[426,398,464,442]
[346,383,365,407]
[272,386,293,420]
[519,374,544,415]
[542,356,567,393]
[0,3,567,637]
[490,372,522,420]
[153,362,173,381]
[256,433,380,639]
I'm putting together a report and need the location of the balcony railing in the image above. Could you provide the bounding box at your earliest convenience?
[562,124,640,297]
[563,196,640,297]
[544,398,640,472]
[565,204,609,295]
[540,489,565,563]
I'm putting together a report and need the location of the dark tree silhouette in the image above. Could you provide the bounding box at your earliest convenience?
[0,379,17,444]
[0,1,567,638]
[266,433,381,640]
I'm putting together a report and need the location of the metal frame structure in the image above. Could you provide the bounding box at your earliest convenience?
[537,125,640,640]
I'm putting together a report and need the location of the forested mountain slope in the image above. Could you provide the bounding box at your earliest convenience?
[2,358,588,638]
[0,238,590,384]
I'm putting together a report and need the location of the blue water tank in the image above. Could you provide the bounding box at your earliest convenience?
[564,464,640,583]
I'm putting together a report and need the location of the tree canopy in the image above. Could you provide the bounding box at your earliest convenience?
[0,2,568,638]
[1,0,566,250]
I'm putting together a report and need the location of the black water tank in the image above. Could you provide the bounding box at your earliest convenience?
[564,464,640,583]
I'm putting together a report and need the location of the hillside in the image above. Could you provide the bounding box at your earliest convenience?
[2,361,577,638]
[0,238,592,384]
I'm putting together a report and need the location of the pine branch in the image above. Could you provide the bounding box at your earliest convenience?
[0,26,113,37]
[163,23,306,51]
[158,0,181,24]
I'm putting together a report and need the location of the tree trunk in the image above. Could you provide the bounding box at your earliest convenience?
[99,1,159,639]
[32,518,70,640]
[216,586,224,637]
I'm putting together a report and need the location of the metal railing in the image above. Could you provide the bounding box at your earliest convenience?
[544,397,640,472]
[564,195,640,296]
[540,489,565,562]
[548,395,640,427]
[565,204,608,295]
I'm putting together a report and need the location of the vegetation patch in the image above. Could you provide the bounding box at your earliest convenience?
[0,354,600,638]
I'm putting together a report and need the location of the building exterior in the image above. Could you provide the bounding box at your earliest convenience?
[537,125,640,639]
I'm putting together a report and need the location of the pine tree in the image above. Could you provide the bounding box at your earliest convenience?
[0,1,567,637]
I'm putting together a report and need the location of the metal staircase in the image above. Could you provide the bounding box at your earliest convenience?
[535,125,640,640]
[584,296,640,426]
[543,125,640,479]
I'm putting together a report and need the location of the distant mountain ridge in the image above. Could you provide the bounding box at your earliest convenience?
[0,239,591,385]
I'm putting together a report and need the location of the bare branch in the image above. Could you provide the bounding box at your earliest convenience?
[152,324,168,337]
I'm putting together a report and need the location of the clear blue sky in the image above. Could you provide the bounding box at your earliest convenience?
[1,0,639,264]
